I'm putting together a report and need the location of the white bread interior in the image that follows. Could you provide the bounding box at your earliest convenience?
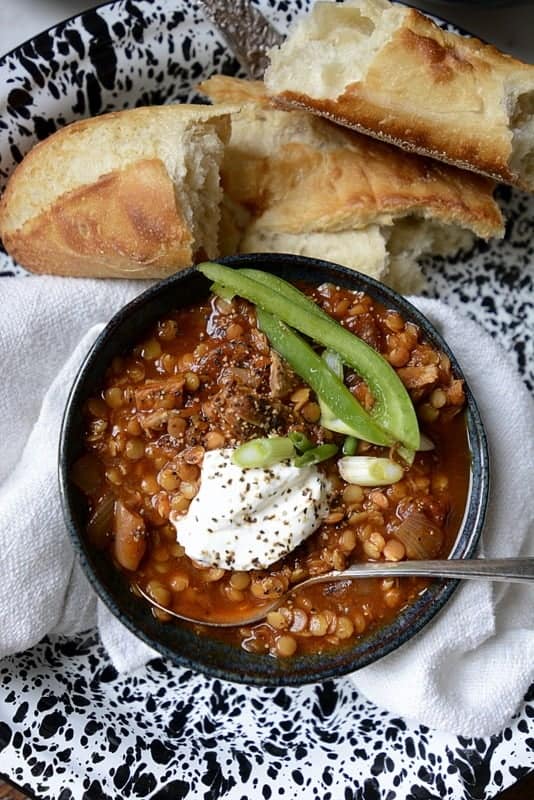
[180,123,227,259]
[239,218,473,295]
[267,0,405,100]
[239,226,390,284]
[265,0,534,191]
[201,76,502,294]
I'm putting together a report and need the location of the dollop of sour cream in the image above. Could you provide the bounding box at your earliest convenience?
[171,448,330,571]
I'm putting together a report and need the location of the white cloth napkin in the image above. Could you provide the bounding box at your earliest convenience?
[1,276,533,736]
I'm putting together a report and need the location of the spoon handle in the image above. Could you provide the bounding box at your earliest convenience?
[134,559,534,630]
[199,0,283,79]
[301,558,534,586]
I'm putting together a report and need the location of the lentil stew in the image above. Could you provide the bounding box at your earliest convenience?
[71,270,471,661]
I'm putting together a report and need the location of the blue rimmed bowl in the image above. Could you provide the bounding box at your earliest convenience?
[59,253,489,685]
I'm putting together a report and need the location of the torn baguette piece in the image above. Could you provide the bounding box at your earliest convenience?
[0,104,234,278]
[200,75,503,292]
[265,0,534,192]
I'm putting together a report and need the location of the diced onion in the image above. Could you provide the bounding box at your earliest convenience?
[418,433,435,451]
[338,456,403,486]
[71,453,102,494]
[393,512,443,559]
[87,492,114,549]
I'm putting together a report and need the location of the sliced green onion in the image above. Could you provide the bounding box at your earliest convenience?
[342,436,358,456]
[198,263,420,451]
[289,431,315,452]
[256,308,392,446]
[232,437,295,469]
[338,456,404,486]
[293,443,338,467]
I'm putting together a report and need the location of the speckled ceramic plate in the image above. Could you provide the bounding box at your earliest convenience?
[0,2,533,799]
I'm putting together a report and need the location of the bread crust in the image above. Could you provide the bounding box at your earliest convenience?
[201,76,504,241]
[247,134,503,240]
[198,76,270,108]
[0,104,233,277]
[2,159,193,279]
[268,2,534,190]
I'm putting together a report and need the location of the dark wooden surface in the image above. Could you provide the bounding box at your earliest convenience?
[1,772,533,799]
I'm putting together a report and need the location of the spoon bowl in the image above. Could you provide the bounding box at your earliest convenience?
[133,558,534,627]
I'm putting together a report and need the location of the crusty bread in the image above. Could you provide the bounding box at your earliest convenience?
[265,0,534,191]
[200,75,503,292]
[0,104,234,278]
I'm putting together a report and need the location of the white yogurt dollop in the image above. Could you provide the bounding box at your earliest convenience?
[171,448,330,571]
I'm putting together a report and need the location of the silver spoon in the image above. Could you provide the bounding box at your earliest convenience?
[135,557,534,628]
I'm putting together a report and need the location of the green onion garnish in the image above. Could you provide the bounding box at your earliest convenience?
[337,456,404,486]
[293,443,338,468]
[288,431,315,452]
[342,436,358,456]
[232,437,295,469]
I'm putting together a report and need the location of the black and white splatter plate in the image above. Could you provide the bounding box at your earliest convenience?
[0,2,533,798]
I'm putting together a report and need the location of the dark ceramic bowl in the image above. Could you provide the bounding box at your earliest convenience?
[59,254,489,685]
